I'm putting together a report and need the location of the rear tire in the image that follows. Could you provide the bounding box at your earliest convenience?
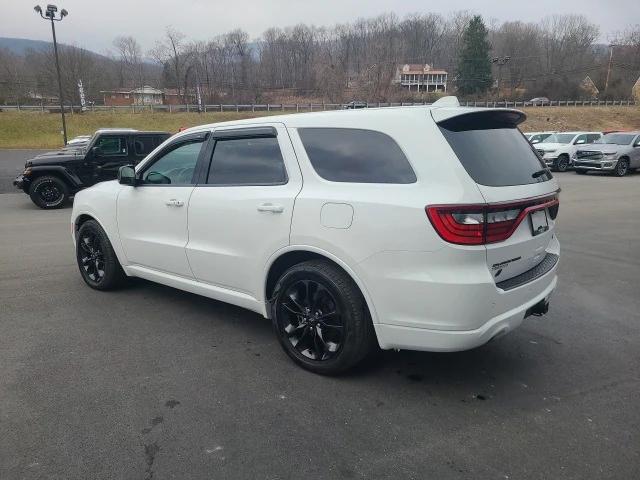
[614,158,629,177]
[76,220,127,290]
[556,155,570,172]
[271,259,374,375]
[29,175,69,209]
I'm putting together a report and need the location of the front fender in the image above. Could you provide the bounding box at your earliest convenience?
[31,165,83,189]
[71,182,127,268]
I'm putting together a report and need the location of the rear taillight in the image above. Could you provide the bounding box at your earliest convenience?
[426,193,559,245]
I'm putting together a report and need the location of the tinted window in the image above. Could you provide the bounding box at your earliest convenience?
[597,134,635,145]
[298,128,416,183]
[95,136,127,156]
[134,136,158,156]
[586,134,601,143]
[207,137,287,185]
[141,140,203,185]
[543,133,575,144]
[438,112,551,187]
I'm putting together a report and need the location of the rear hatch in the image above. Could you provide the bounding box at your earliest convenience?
[430,109,559,285]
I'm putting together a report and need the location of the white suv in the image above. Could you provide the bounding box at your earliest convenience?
[71,99,560,374]
[535,131,602,171]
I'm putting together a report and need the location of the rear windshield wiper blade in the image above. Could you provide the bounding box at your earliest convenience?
[532,168,550,179]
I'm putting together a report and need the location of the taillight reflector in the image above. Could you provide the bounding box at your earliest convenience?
[426,194,559,245]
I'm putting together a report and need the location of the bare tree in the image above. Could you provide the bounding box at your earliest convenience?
[150,27,189,101]
[113,36,144,92]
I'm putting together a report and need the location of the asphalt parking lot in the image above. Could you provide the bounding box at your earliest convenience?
[1,149,639,479]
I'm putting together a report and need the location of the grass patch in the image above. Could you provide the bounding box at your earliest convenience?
[0,111,278,149]
[0,106,638,149]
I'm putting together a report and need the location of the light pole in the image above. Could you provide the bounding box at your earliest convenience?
[34,4,68,145]
[491,56,511,98]
[604,44,619,94]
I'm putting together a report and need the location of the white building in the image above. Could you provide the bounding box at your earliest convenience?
[394,64,448,93]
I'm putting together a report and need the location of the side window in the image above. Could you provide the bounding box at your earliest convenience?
[586,134,600,143]
[206,137,287,185]
[95,136,127,156]
[141,139,204,185]
[133,136,157,156]
[298,128,416,183]
[574,134,588,145]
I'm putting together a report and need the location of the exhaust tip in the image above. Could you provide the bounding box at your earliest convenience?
[526,299,550,318]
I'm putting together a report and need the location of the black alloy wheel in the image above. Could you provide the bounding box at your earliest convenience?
[29,175,69,209]
[78,230,106,284]
[276,279,344,362]
[272,260,375,375]
[75,220,127,290]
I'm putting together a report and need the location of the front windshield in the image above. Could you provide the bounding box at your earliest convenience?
[595,134,635,145]
[542,133,575,144]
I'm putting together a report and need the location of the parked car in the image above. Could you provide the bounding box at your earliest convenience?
[343,101,368,109]
[574,131,640,176]
[67,135,92,147]
[14,129,171,208]
[534,131,602,171]
[524,131,556,144]
[71,99,560,374]
[529,97,550,105]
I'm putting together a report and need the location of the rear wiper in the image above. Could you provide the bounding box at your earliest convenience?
[532,168,550,179]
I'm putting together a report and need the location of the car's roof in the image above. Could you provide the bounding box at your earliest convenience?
[604,130,640,135]
[553,131,601,135]
[95,128,170,135]
[178,104,525,135]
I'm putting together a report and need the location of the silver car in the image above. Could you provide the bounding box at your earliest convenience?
[574,132,640,177]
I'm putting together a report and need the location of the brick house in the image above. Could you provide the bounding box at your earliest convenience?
[101,86,196,106]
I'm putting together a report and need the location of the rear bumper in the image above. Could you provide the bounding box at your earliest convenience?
[373,275,556,351]
[360,236,560,352]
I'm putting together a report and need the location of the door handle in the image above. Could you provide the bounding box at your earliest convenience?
[257,203,284,213]
[165,199,184,207]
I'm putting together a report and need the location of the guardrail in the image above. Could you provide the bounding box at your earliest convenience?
[0,99,636,113]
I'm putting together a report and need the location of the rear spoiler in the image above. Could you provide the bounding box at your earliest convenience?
[432,108,527,131]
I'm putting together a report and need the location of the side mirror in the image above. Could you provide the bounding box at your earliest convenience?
[91,146,103,156]
[118,166,136,186]
[531,139,540,144]
[575,139,586,145]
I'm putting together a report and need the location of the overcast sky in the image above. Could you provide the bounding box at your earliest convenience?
[1,0,635,54]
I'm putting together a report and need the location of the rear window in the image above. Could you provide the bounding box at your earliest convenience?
[438,111,552,187]
[298,128,416,184]
[207,137,287,185]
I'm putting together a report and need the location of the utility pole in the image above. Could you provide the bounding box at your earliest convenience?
[604,44,618,93]
[491,56,511,98]
[34,4,69,145]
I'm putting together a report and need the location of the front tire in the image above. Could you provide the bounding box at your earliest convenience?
[614,158,629,177]
[76,220,127,290]
[271,260,374,375]
[556,155,570,172]
[29,175,69,209]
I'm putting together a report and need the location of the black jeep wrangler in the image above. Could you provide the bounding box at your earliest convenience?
[14,129,171,209]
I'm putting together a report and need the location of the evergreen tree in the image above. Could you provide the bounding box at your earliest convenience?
[456,16,493,95]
